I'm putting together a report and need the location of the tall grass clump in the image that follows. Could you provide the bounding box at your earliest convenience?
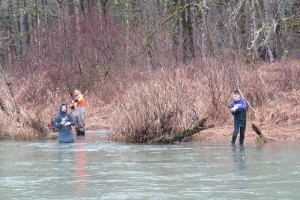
[109,58,275,143]
[0,98,48,140]
[0,74,50,140]
[255,60,300,126]
[110,70,207,143]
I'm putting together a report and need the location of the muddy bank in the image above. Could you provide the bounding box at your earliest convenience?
[69,123,300,144]
[192,123,300,144]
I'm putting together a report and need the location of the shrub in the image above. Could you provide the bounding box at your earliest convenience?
[110,70,206,143]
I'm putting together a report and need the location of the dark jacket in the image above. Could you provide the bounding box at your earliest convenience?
[229,98,247,124]
[54,104,76,143]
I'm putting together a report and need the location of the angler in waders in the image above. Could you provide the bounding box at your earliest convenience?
[70,89,86,136]
[54,104,76,143]
[229,90,247,146]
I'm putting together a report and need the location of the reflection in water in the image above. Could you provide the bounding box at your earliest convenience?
[55,143,88,198]
[231,145,247,198]
[74,143,87,197]
[232,145,246,172]
[1,141,300,199]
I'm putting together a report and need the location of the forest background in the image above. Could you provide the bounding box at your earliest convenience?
[0,0,299,142]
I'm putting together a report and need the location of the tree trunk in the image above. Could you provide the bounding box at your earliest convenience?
[252,123,267,144]
[0,16,14,98]
[125,0,130,67]
[74,0,81,73]
[181,0,194,63]
[239,1,248,50]
[195,0,213,59]
[88,0,96,12]
[68,0,75,15]
[20,0,29,54]
[228,1,243,52]
[151,118,214,144]
[0,4,3,65]
[15,0,22,56]
[250,0,259,59]
[170,0,180,63]
[0,0,5,65]
[263,0,276,61]
[79,0,85,12]
[7,0,15,64]
[100,0,108,16]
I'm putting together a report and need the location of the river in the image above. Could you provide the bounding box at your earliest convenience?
[0,137,299,199]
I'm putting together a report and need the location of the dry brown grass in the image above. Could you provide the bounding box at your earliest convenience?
[109,59,300,143]
[193,60,300,142]
[110,70,206,143]
[0,71,59,140]
[0,97,46,140]
[2,58,300,142]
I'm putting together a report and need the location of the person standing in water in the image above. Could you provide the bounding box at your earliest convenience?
[70,89,86,136]
[229,90,247,146]
[54,104,76,143]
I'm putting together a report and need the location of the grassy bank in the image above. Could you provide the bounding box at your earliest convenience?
[109,60,300,143]
[1,59,300,142]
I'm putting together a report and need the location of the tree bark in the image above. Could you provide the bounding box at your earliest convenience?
[0,0,5,64]
[195,0,213,59]
[151,118,214,144]
[88,0,96,12]
[170,0,180,63]
[250,0,259,59]
[20,0,29,54]
[6,0,16,64]
[79,0,85,12]
[181,0,194,63]
[68,0,75,15]
[263,0,277,61]
[252,123,267,144]
[100,0,108,16]
[239,1,248,50]
[0,17,14,98]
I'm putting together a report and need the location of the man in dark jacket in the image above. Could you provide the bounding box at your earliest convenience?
[229,90,247,146]
[54,104,76,143]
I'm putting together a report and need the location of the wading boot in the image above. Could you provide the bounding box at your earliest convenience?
[76,129,85,136]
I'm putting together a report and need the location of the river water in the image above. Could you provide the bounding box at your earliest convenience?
[0,138,299,200]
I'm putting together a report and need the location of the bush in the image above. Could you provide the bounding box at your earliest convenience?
[110,70,207,143]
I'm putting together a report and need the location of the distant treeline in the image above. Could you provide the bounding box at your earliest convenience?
[0,0,299,69]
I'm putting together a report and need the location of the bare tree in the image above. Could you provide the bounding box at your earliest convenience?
[181,0,194,63]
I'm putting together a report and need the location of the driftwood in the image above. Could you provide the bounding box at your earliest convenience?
[151,118,214,144]
[252,123,267,144]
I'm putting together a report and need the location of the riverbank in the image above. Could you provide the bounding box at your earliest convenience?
[1,60,300,142]
[84,102,300,143]
[62,59,300,143]
[193,123,300,143]
[79,123,300,144]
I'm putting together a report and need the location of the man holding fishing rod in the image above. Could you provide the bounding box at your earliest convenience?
[54,104,76,143]
[70,89,86,136]
[229,90,247,146]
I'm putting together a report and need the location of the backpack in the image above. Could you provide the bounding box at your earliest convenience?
[48,116,58,132]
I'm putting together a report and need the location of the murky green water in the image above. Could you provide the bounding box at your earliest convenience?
[0,138,300,200]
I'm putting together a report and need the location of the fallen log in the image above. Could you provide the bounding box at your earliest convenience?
[151,117,214,144]
[252,123,267,144]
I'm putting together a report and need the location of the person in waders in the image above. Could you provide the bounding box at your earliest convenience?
[229,90,247,146]
[70,89,86,136]
[54,104,76,143]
